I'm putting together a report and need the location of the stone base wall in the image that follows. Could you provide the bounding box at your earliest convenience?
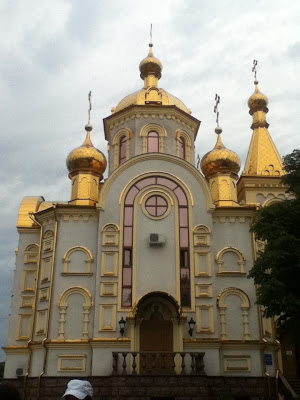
[1,375,274,400]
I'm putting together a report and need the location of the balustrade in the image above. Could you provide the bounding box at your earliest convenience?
[112,351,205,375]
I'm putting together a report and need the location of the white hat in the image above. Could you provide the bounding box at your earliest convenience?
[62,379,93,399]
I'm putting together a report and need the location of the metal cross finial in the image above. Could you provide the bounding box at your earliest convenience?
[88,90,92,124]
[252,59,258,82]
[214,94,220,126]
[149,23,153,47]
[196,154,201,170]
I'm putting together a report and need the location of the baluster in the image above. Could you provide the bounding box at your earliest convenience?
[161,353,166,371]
[151,353,156,371]
[171,353,176,374]
[195,352,206,375]
[180,352,186,375]
[132,352,137,375]
[121,352,127,375]
[112,352,118,375]
[190,353,196,375]
[142,353,147,372]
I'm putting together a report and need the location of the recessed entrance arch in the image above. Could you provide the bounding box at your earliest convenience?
[132,292,183,373]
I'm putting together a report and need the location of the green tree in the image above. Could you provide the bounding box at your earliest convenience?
[248,149,300,337]
[0,361,4,379]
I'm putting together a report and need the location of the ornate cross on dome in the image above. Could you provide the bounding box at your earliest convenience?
[88,90,92,125]
[150,23,153,47]
[214,94,220,127]
[252,59,258,83]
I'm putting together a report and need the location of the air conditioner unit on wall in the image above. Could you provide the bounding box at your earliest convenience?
[16,368,24,378]
[149,233,165,246]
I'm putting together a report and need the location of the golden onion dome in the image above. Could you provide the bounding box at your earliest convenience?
[139,44,163,80]
[66,124,107,178]
[248,81,268,112]
[112,44,191,115]
[201,127,241,177]
[114,88,191,114]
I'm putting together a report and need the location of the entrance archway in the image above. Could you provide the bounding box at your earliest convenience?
[132,292,183,373]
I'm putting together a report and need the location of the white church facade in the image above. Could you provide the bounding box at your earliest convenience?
[4,44,288,380]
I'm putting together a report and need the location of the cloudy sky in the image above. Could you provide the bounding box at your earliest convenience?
[0,0,299,361]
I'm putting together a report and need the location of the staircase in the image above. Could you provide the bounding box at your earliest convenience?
[288,380,300,398]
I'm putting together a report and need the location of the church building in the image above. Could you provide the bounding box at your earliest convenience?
[4,43,290,384]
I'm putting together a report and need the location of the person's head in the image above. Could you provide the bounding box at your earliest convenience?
[62,379,93,400]
[0,383,21,400]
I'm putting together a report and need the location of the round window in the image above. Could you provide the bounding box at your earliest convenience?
[145,195,168,217]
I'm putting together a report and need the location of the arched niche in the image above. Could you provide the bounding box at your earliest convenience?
[101,223,120,246]
[217,287,250,341]
[193,224,211,247]
[215,246,246,275]
[62,246,93,275]
[42,230,54,253]
[24,244,39,264]
[57,286,93,340]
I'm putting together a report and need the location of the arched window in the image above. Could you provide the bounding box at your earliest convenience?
[174,130,192,162]
[147,131,159,153]
[179,137,185,159]
[122,176,191,308]
[112,128,132,169]
[119,136,127,165]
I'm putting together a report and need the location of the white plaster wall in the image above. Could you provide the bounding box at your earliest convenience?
[92,346,130,375]
[30,348,44,376]
[135,205,176,299]
[4,353,29,378]
[108,115,196,173]
[220,349,263,376]
[6,231,40,346]
[212,220,260,340]
[46,348,91,377]
[48,217,98,341]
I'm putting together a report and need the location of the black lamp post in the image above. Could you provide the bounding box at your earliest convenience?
[188,318,196,337]
[119,317,126,336]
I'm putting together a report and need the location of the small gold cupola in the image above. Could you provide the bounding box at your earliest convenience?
[66,92,107,205]
[242,60,283,176]
[139,43,163,88]
[201,95,240,206]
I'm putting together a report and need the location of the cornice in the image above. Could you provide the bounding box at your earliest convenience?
[90,338,131,348]
[183,339,222,349]
[103,105,201,141]
[238,175,286,188]
[46,340,91,350]
[17,227,41,234]
[35,204,99,224]
[3,346,30,354]
[212,207,257,223]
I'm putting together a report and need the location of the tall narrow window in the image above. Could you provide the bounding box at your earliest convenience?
[147,131,159,153]
[119,136,127,165]
[122,176,191,308]
[179,137,185,159]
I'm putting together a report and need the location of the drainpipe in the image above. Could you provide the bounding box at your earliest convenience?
[23,213,43,399]
[36,207,58,398]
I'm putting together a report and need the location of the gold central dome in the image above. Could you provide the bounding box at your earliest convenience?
[112,44,191,115]
[201,128,241,177]
[114,89,191,114]
[66,125,107,178]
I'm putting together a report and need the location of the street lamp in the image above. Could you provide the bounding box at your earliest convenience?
[188,318,196,337]
[119,317,126,337]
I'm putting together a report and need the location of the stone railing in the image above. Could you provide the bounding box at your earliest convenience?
[112,351,206,375]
